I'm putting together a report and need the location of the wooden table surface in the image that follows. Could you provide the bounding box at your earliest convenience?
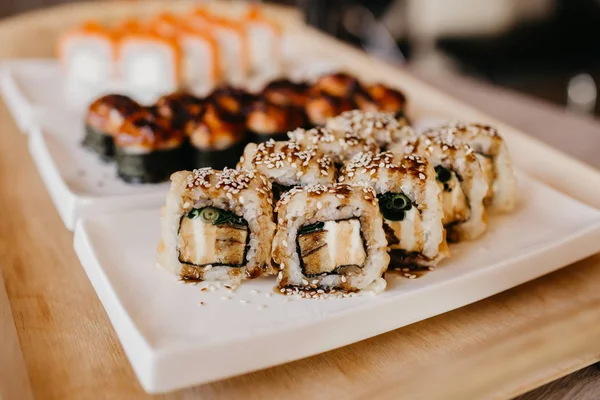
[1,2,600,400]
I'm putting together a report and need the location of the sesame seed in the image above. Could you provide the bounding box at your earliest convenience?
[250,289,259,294]
[266,292,273,298]
[257,305,267,310]
[221,296,231,300]
[240,299,249,304]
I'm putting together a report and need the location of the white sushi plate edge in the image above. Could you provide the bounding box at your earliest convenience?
[73,174,600,394]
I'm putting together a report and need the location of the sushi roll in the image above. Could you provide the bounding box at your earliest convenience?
[246,99,307,143]
[178,25,221,89]
[311,72,362,98]
[272,183,390,295]
[326,110,415,149]
[83,94,141,161]
[186,7,248,83]
[390,136,489,241]
[58,21,116,86]
[207,85,257,115]
[341,151,449,268]
[237,140,336,201]
[209,17,249,85]
[287,126,378,166]
[114,109,186,183]
[155,92,204,131]
[242,5,283,76]
[305,92,354,126]
[186,103,247,170]
[262,79,310,108]
[425,123,517,212]
[158,168,276,285]
[366,83,407,116]
[118,29,182,95]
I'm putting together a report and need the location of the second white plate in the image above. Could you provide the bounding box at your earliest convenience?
[74,173,600,394]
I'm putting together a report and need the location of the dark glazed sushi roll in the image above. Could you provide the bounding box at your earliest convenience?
[262,79,310,108]
[155,92,204,130]
[114,110,186,183]
[206,85,257,116]
[366,83,407,116]
[304,92,354,126]
[311,72,361,98]
[83,94,141,161]
[186,103,247,170]
[246,99,307,142]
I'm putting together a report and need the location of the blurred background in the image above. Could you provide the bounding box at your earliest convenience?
[2,0,599,117]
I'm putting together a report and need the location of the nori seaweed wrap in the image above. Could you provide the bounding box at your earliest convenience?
[114,109,187,184]
[83,94,141,161]
[186,103,247,170]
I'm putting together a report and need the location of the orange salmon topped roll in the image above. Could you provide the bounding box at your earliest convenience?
[178,25,221,89]
[58,21,116,86]
[117,26,182,95]
[188,10,249,85]
[242,5,282,76]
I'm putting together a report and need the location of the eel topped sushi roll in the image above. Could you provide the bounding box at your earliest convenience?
[272,183,390,296]
[237,140,336,201]
[311,72,362,98]
[246,99,307,143]
[83,94,141,161]
[155,92,204,130]
[326,110,414,150]
[262,79,310,109]
[287,126,378,166]
[425,122,517,212]
[207,85,257,116]
[341,151,449,269]
[305,92,354,126]
[114,109,186,183]
[366,83,407,116]
[185,103,247,170]
[390,135,489,241]
[158,168,276,285]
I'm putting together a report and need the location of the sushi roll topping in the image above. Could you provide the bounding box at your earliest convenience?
[341,151,428,181]
[85,94,141,135]
[250,140,333,176]
[115,110,184,150]
[262,79,310,108]
[366,83,407,114]
[327,110,414,148]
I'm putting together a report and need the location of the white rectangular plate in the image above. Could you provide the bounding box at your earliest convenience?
[29,114,171,231]
[74,174,600,394]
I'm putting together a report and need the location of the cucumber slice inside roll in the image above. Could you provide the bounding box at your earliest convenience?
[377,192,412,221]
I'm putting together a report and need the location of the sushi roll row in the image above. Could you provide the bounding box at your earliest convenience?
[157,109,517,296]
[83,73,410,183]
[59,5,282,94]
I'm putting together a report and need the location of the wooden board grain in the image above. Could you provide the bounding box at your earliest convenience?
[0,2,599,399]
